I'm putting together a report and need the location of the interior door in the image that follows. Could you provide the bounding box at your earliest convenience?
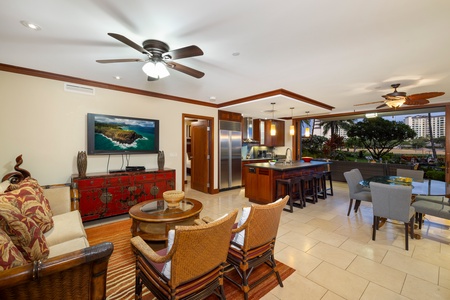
[191,120,209,193]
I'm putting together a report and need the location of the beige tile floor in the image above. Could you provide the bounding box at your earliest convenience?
[185,180,450,300]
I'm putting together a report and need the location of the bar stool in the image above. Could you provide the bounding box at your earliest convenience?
[276,177,303,212]
[321,170,334,197]
[300,174,318,205]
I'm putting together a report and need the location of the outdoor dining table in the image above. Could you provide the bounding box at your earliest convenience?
[359,175,450,239]
[359,175,450,197]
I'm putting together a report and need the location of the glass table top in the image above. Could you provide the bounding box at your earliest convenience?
[360,176,449,196]
[140,200,195,216]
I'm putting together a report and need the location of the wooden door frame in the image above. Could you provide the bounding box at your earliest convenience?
[182,113,215,194]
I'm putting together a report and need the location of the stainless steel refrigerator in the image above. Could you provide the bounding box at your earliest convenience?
[219,120,242,190]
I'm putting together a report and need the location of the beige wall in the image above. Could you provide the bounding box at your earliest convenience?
[0,71,218,188]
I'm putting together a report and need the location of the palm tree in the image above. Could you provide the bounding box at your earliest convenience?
[320,119,354,136]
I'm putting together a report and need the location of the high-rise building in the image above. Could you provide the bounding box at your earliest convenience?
[403,114,445,138]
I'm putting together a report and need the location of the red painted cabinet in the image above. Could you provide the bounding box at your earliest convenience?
[72,169,175,222]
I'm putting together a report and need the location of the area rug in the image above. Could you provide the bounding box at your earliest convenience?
[86,218,295,300]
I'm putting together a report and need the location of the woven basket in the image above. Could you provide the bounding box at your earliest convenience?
[163,190,185,208]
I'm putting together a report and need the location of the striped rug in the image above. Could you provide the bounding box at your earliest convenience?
[86,218,295,300]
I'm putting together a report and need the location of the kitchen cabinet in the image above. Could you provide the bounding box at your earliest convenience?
[241,159,269,186]
[72,169,175,222]
[253,119,285,147]
[218,110,242,122]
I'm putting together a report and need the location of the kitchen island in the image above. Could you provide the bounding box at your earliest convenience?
[243,160,331,204]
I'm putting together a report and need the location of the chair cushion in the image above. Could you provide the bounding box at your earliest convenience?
[161,229,175,279]
[0,228,27,270]
[0,208,49,262]
[48,236,90,258]
[44,210,87,247]
[232,207,251,246]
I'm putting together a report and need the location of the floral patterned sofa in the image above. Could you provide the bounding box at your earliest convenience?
[0,155,114,300]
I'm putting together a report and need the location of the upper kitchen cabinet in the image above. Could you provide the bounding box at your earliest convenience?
[253,119,285,147]
[218,110,242,122]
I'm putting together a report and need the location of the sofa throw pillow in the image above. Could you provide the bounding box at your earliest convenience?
[232,206,251,247]
[1,178,54,233]
[161,229,175,279]
[0,208,49,262]
[0,228,27,270]
[8,177,53,218]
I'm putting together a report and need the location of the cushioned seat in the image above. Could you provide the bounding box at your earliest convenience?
[412,200,450,229]
[44,210,87,247]
[344,169,372,216]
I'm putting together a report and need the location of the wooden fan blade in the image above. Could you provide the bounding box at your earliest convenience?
[96,58,144,64]
[108,33,151,56]
[407,92,445,101]
[164,45,203,60]
[376,103,388,109]
[166,61,205,78]
[404,98,429,105]
[354,100,384,106]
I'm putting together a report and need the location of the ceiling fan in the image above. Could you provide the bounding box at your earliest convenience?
[97,33,205,81]
[355,83,445,109]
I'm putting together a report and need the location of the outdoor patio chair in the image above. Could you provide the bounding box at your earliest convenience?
[131,209,238,300]
[343,169,372,216]
[370,182,415,250]
[225,196,289,300]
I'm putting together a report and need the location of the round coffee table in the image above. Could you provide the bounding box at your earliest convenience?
[129,198,203,242]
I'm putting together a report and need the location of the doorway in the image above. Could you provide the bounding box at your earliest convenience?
[182,114,214,194]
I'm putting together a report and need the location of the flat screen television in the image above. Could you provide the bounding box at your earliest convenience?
[87,113,159,155]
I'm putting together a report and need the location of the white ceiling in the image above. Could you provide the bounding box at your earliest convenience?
[1,0,450,119]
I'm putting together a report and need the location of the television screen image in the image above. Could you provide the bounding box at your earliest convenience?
[87,113,159,155]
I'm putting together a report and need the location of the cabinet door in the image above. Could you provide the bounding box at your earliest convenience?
[104,175,134,217]
[76,177,107,222]
[134,173,157,202]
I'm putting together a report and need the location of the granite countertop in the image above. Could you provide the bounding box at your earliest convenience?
[243,160,331,171]
[241,158,271,161]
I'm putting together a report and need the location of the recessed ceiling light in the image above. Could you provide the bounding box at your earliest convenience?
[209,96,216,102]
[20,20,41,31]
[114,76,121,80]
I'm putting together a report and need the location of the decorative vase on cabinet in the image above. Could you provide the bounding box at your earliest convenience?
[158,151,165,170]
[77,151,87,178]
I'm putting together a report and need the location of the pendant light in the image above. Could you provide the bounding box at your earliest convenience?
[289,107,295,136]
[304,111,310,137]
[270,102,276,136]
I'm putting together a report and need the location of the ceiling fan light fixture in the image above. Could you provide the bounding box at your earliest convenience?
[385,98,405,109]
[142,61,170,79]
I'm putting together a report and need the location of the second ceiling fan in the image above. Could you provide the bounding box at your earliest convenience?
[97,33,205,81]
[355,83,445,109]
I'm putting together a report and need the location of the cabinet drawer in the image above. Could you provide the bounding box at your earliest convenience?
[134,173,156,182]
[105,176,132,186]
[76,178,104,189]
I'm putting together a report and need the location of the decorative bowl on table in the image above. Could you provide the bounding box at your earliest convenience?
[163,190,185,209]
[269,160,276,166]
[302,157,313,163]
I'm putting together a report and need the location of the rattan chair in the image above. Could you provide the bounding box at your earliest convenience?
[225,196,289,300]
[131,209,238,300]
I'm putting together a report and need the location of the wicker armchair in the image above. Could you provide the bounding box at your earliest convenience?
[0,242,114,299]
[225,196,289,300]
[131,209,238,300]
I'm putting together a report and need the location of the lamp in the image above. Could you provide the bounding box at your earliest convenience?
[142,61,170,79]
[270,102,276,136]
[304,111,310,137]
[385,98,405,109]
[289,107,295,136]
